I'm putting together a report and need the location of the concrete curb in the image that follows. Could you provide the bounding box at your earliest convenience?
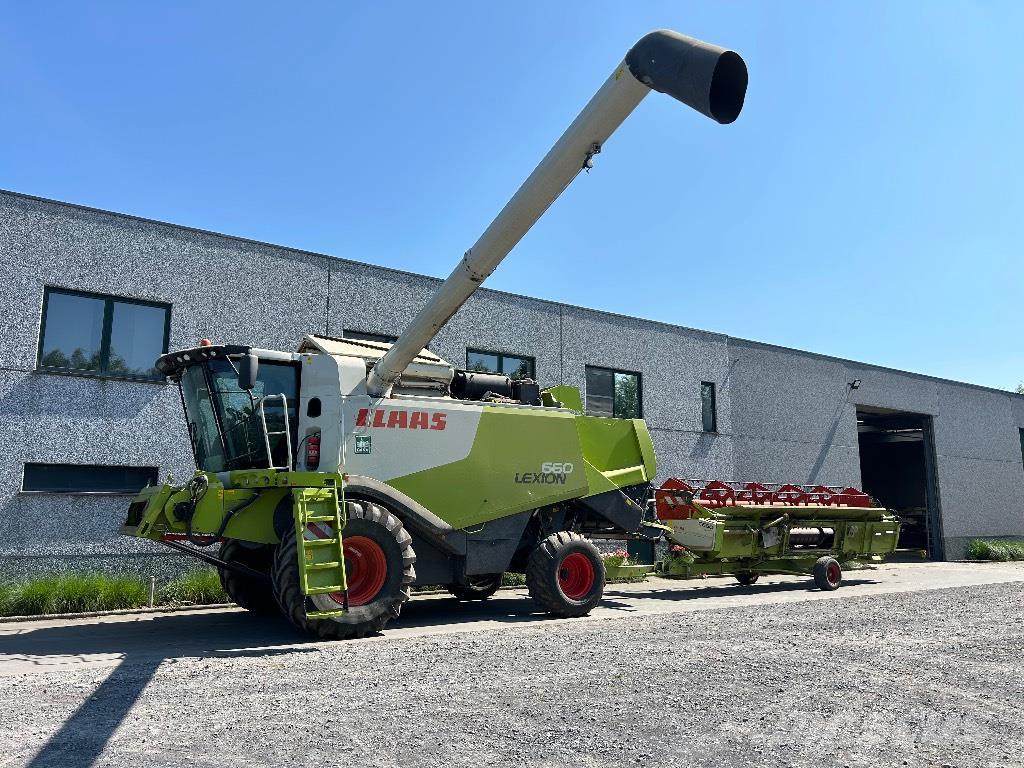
[0,602,236,624]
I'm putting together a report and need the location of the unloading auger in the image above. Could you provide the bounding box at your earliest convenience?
[120,30,898,640]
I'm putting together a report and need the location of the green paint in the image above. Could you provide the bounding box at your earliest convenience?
[126,469,344,546]
[388,407,588,529]
[543,385,583,412]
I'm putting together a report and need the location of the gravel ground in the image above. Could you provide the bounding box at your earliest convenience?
[2,581,1022,768]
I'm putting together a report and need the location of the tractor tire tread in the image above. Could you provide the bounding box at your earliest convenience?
[812,555,842,591]
[218,539,278,615]
[272,499,415,640]
[525,531,604,618]
[447,574,503,601]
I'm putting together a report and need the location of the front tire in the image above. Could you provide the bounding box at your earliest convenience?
[272,499,416,639]
[526,532,604,618]
[218,539,278,615]
[735,572,759,586]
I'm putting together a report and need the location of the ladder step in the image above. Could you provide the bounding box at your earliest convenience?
[306,609,346,619]
[305,586,345,595]
[303,538,340,547]
[303,515,336,522]
[307,561,341,571]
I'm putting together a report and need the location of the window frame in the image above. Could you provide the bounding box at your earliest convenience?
[584,365,643,419]
[701,381,718,433]
[36,287,172,382]
[20,462,160,495]
[466,348,536,380]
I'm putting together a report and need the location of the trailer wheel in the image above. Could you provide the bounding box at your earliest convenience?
[813,556,842,591]
[272,500,416,639]
[218,539,278,615]
[526,532,605,618]
[447,574,503,601]
[735,572,759,586]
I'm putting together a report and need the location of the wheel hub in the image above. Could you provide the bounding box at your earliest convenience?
[333,535,388,606]
[557,552,595,600]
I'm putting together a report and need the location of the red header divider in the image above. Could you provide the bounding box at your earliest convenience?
[655,478,872,520]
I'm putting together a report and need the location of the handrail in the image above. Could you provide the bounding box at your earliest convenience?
[257,393,293,471]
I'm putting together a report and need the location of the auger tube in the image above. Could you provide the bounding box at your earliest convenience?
[366,29,747,397]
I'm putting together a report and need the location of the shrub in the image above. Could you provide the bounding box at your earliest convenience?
[966,538,1024,562]
[601,549,630,569]
[159,568,228,605]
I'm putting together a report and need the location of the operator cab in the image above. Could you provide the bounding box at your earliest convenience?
[156,344,299,473]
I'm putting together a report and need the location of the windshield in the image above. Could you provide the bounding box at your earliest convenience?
[179,359,299,472]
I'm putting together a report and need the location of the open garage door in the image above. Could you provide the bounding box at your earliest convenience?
[856,407,944,560]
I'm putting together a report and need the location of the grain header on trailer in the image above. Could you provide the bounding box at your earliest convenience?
[121,29,899,640]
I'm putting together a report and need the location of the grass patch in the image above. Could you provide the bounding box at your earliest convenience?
[0,573,149,616]
[0,568,228,617]
[966,538,1024,562]
[159,569,227,606]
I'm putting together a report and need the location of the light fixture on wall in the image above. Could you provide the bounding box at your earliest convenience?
[848,379,862,390]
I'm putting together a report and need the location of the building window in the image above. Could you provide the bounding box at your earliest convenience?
[343,329,397,344]
[37,288,171,380]
[22,463,159,494]
[701,381,717,433]
[467,349,536,380]
[585,366,641,418]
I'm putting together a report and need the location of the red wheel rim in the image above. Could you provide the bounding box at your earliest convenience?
[333,535,388,606]
[558,552,595,601]
[826,561,841,586]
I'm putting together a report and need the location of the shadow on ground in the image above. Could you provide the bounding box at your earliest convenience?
[3,574,878,767]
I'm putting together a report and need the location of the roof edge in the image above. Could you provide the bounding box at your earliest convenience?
[2,187,1019,401]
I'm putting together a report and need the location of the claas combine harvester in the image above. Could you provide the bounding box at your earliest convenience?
[122,30,900,639]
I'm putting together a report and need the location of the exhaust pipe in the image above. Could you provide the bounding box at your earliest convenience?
[367,30,747,397]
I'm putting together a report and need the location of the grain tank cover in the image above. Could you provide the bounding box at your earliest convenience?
[299,334,454,393]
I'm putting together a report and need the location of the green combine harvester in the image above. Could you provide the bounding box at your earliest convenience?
[121,29,900,639]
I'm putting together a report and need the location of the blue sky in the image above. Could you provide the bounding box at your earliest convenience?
[2,3,1021,390]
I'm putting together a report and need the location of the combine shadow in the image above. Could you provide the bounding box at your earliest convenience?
[395,590,635,629]
[603,576,879,606]
[4,575,880,765]
[3,591,606,766]
[2,610,318,768]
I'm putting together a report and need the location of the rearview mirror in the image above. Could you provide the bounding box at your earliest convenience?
[238,353,259,391]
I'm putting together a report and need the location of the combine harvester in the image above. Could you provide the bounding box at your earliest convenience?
[121,29,900,639]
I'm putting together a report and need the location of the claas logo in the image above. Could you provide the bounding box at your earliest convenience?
[355,408,447,431]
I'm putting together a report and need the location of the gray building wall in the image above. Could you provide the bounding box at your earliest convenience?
[1,189,1022,575]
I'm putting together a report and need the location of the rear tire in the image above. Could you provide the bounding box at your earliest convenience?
[735,572,759,586]
[272,500,416,639]
[448,574,503,601]
[813,556,842,591]
[218,539,278,615]
[526,532,604,618]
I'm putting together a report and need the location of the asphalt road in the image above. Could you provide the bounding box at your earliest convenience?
[1,562,1022,768]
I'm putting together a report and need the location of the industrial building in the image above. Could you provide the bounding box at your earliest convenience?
[2,188,1023,576]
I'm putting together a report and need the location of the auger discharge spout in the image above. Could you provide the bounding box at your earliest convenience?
[366,29,747,397]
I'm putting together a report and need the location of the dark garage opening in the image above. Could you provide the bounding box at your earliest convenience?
[856,406,944,559]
